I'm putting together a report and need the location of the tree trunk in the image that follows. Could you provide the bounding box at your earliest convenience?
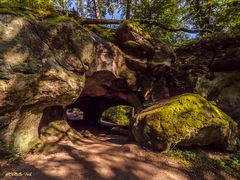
[126,0,132,19]
[77,0,85,17]
[78,18,212,33]
[93,0,101,19]
[77,0,81,15]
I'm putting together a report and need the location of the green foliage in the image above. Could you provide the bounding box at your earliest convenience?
[86,25,116,42]
[64,0,240,45]
[0,4,54,19]
[1,0,239,45]
[43,15,79,24]
[0,140,10,157]
[131,0,184,45]
[102,105,133,126]
[181,0,240,33]
[0,140,19,162]
[167,149,204,164]
[167,148,240,175]
[130,0,240,45]
[0,0,53,10]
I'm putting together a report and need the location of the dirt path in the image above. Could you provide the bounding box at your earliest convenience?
[1,126,236,180]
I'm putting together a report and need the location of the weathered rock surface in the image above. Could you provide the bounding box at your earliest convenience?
[1,13,239,153]
[0,14,94,152]
[39,120,87,155]
[82,33,142,108]
[132,93,238,151]
[40,120,82,143]
[0,16,176,152]
[172,35,240,122]
[116,24,175,101]
[70,24,176,119]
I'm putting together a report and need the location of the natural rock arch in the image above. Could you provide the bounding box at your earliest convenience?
[66,71,143,125]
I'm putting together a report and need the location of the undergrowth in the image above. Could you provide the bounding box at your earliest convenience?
[0,140,19,163]
[167,148,240,177]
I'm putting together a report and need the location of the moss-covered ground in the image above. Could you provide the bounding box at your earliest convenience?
[167,147,240,178]
[0,5,79,25]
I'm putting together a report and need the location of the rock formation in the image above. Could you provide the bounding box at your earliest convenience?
[0,14,93,152]
[172,35,240,122]
[0,13,239,153]
[132,93,238,151]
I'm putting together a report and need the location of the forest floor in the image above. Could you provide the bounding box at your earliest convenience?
[0,124,239,180]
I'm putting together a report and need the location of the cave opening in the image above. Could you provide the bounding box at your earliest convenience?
[39,70,143,140]
[65,96,133,135]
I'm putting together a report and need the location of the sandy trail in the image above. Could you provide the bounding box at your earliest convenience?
[1,125,235,180]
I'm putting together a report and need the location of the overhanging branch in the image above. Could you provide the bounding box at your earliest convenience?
[78,18,213,33]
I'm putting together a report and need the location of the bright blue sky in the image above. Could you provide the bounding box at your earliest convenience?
[105,12,121,20]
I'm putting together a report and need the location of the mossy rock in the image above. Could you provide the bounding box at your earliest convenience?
[102,105,133,126]
[43,16,79,25]
[86,25,116,42]
[132,93,238,152]
[40,120,81,143]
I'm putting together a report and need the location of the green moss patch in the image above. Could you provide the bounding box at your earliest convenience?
[86,25,116,42]
[133,93,238,151]
[0,6,52,19]
[0,140,19,162]
[102,105,133,126]
[0,5,77,24]
[167,148,240,178]
[43,16,79,25]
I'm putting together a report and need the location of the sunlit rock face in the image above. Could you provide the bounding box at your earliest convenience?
[0,14,94,152]
[2,12,239,154]
[172,34,240,122]
[83,33,143,109]
[132,93,239,152]
[79,26,177,113]
[0,16,176,152]
[115,24,176,101]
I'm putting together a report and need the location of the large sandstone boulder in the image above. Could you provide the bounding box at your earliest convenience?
[0,15,176,152]
[82,33,142,108]
[116,24,154,58]
[0,14,94,152]
[76,24,176,113]
[172,34,240,122]
[115,24,175,101]
[1,12,239,154]
[39,120,90,154]
[132,93,238,152]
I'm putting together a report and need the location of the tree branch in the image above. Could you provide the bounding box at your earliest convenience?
[78,18,213,33]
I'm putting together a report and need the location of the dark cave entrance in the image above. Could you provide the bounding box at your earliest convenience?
[65,96,132,134]
[39,71,143,137]
[63,71,143,135]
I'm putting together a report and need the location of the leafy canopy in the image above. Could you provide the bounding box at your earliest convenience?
[1,0,239,44]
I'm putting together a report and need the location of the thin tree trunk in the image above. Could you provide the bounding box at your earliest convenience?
[112,12,115,20]
[77,0,81,15]
[93,0,101,19]
[77,0,85,17]
[126,0,131,19]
